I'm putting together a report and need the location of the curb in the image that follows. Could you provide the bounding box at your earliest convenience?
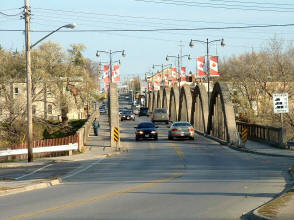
[0,178,62,197]
[0,160,56,169]
[245,169,294,220]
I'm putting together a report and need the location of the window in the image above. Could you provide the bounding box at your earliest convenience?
[14,87,19,95]
[32,105,36,115]
[48,104,53,114]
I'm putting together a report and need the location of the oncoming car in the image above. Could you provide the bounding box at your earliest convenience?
[134,122,158,141]
[168,122,195,140]
[121,110,135,121]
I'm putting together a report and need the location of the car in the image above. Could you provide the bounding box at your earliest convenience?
[134,122,158,141]
[132,106,140,115]
[168,121,195,140]
[99,108,106,114]
[151,108,169,124]
[120,110,135,121]
[138,107,149,117]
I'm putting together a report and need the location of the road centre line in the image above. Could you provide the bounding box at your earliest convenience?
[15,164,53,180]
[2,173,183,220]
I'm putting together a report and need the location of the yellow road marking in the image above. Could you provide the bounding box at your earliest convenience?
[2,173,182,220]
[171,144,185,159]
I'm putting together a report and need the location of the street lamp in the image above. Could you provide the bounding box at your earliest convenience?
[96,50,126,83]
[189,38,225,104]
[152,63,172,87]
[25,22,76,162]
[165,54,191,90]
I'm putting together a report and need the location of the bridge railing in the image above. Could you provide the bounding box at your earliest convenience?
[236,121,286,148]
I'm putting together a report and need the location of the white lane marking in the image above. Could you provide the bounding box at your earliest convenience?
[63,158,105,179]
[15,164,53,180]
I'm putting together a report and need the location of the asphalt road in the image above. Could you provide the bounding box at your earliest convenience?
[0,115,294,220]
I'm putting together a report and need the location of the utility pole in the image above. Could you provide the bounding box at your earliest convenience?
[24,0,33,162]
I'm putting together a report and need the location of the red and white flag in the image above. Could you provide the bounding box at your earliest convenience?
[197,56,206,78]
[209,56,219,77]
[171,67,177,82]
[180,67,186,82]
[112,64,120,83]
[103,65,110,92]
[148,80,152,91]
[153,72,161,91]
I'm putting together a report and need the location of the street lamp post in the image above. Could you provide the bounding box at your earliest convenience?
[24,0,76,162]
[189,38,225,105]
[165,54,191,90]
[152,63,172,87]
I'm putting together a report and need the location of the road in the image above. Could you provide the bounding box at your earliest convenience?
[0,115,293,220]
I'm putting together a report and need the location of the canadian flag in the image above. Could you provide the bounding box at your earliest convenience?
[103,65,110,92]
[180,67,186,82]
[148,80,152,91]
[164,71,169,86]
[197,56,206,78]
[209,56,219,77]
[112,64,120,83]
[171,67,177,82]
[153,73,161,91]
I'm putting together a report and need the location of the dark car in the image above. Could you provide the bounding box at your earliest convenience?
[138,107,149,117]
[135,122,158,141]
[121,110,135,121]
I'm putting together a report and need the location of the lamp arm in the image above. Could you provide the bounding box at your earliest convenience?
[31,26,65,49]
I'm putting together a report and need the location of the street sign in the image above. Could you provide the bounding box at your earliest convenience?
[113,127,119,142]
[273,93,289,114]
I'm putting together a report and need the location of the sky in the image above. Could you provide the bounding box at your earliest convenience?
[1,0,294,82]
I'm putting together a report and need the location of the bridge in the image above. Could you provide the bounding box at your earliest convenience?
[146,82,239,145]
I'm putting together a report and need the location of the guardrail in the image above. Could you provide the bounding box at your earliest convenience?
[0,134,78,161]
[0,110,100,161]
[236,121,286,148]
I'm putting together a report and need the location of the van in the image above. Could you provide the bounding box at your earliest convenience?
[152,108,169,124]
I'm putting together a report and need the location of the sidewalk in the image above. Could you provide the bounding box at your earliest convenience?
[0,113,113,197]
[242,140,294,158]
[236,141,294,220]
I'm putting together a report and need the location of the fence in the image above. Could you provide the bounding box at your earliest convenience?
[236,121,286,148]
[0,110,100,162]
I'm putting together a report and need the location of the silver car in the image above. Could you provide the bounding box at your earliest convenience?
[168,122,195,140]
[151,108,169,124]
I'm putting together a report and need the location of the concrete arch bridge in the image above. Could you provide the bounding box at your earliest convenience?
[146,82,239,145]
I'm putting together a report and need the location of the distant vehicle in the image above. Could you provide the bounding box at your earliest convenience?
[121,110,135,121]
[168,121,194,140]
[152,108,169,124]
[132,106,140,115]
[139,107,149,117]
[134,122,158,141]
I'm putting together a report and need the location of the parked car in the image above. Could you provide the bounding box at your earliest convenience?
[139,107,149,117]
[168,121,195,140]
[134,122,158,141]
[121,110,135,121]
[151,108,169,124]
[99,105,107,114]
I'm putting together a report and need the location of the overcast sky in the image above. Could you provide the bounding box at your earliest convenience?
[1,0,294,81]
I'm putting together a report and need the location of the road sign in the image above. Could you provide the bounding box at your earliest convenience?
[273,93,289,114]
[113,127,119,142]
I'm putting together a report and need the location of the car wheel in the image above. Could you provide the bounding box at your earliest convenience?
[168,135,172,140]
[166,121,169,124]
[190,136,195,140]
[155,136,158,140]
[136,137,139,141]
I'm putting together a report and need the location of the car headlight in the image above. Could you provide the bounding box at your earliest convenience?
[139,131,144,134]
[151,131,157,134]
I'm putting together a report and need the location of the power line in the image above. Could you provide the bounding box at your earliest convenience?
[134,0,294,12]
[0,11,22,17]
[2,23,294,32]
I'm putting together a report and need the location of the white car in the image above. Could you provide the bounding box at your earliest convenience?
[168,121,195,140]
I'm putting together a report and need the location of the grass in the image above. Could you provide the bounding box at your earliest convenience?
[258,189,294,218]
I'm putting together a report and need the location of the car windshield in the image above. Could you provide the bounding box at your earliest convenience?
[138,123,155,128]
[173,122,191,127]
[154,108,167,113]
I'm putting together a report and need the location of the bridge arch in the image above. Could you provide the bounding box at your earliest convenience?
[162,87,171,113]
[169,86,180,122]
[178,84,192,122]
[152,90,158,111]
[207,82,238,144]
[191,85,209,133]
[157,88,164,108]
